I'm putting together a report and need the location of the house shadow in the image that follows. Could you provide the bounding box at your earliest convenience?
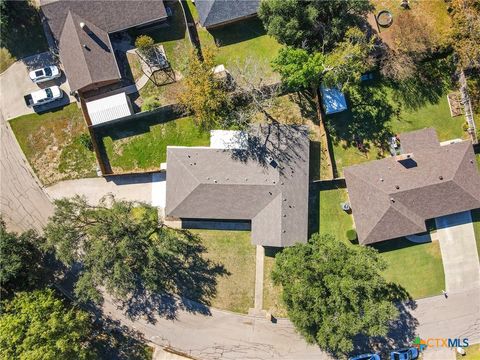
[208,17,267,47]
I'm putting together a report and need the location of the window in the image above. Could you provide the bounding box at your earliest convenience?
[45,88,53,98]
[35,70,43,77]
[44,67,52,76]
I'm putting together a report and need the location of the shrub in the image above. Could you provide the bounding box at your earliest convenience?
[141,97,161,112]
[346,229,357,242]
[0,47,15,73]
[77,133,93,151]
[135,35,154,56]
[463,122,470,132]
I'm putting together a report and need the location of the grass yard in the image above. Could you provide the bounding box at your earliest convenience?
[138,79,183,107]
[456,343,480,360]
[317,187,445,299]
[193,230,255,313]
[263,249,288,318]
[0,1,48,72]
[185,0,281,85]
[126,53,143,82]
[472,208,480,260]
[99,116,209,173]
[9,104,97,185]
[324,62,466,178]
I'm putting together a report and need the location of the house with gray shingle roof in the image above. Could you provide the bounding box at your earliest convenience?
[40,0,168,93]
[344,128,480,245]
[165,124,310,247]
[195,0,260,29]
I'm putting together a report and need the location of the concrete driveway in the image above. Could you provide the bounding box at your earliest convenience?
[0,52,75,120]
[435,211,480,292]
[45,172,166,209]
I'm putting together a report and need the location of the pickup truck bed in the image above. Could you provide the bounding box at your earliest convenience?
[24,94,34,107]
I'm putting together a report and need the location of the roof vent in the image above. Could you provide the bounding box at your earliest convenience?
[390,198,395,203]
[439,175,443,180]
[80,22,86,29]
[214,179,217,183]
[380,178,384,182]
[395,185,400,190]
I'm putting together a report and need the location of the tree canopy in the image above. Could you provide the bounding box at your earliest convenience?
[44,196,224,309]
[178,47,231,129]
[450,0,480,68]
[258,0,372,51]
[0,219,48,295]
[0,289,93,360]
[272,28,374,91]
[272,233,398,355]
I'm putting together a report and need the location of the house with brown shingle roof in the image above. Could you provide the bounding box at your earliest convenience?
[40,0,168,94]
[344,128,480,245]
[165,124,310,247]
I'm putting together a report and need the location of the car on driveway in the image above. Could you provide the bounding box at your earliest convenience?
[29,65,61,83]
[390,348,419,360]
[349,353,381,360]
[24,86,63,107]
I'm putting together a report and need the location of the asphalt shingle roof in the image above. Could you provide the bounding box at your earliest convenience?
[195,0,259,28]
[40,0,167,91]
[165,124,310,247]
[344,128,480,245]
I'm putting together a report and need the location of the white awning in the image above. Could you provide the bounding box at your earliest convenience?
[86,92,132,126]
[320,86,348,115]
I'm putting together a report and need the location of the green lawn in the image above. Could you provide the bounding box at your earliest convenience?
[189,2,281,85]
[472,208,480,260]
[324,68,466,178]
[99,116,209,173]
[9,104,97,185]
[317,187,445,299]
[193,230,255,313]
[0,1,48,72]
[456,343,480,360]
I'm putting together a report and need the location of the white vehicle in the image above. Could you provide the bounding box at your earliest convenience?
[24,86,63,107]
[29,65,61,83]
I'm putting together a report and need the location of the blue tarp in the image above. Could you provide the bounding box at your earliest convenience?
[320,86,348,115]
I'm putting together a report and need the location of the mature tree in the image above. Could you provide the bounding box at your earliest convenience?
[258,0,373,51]
[450,0,480,68]
[272,28,373,92]
[272,233,398,355]
[0,289,93,359]
[0,219,49,295]
[44,196,223,307]
[177,46,231,129]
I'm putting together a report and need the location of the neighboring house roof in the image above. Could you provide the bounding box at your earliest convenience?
[195,0,259,28]
[166,124,310,247]
[344,128,480,245]
[40,0,167,91]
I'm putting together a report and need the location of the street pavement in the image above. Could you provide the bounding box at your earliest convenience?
[436,212,480,292]
[0,110,53,233]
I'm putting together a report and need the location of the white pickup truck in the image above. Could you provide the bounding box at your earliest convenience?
[24,86,63,108]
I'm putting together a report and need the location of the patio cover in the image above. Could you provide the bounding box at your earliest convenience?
[321,86,348,115]
[86,92,132,126]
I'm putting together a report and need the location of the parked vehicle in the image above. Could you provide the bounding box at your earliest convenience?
[29,65,61,83]
[349,353,381,360]
[390,348,419,360]
[24,86,63,107]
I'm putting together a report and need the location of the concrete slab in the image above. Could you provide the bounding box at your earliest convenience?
[435,211,480,292]
[0,52,75,120]
[254,245,265,310]
[45,173,159,206]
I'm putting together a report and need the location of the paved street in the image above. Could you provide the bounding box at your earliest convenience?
[436,212,480,292]
[0,111,53,233]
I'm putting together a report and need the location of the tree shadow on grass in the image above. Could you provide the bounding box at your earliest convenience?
[388,56,455,111]
[60,230,229,324]
[326,83,395,155]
